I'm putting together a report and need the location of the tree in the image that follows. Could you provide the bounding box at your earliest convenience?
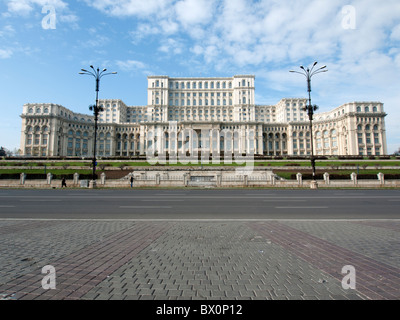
[0,147,14,157]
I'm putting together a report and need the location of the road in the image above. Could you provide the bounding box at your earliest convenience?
[0,189,399,220]
[1,188,399,302]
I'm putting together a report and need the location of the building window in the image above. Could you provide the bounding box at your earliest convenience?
[374,133,380,144]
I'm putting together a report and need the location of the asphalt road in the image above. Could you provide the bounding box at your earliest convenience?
[0,189,399,220]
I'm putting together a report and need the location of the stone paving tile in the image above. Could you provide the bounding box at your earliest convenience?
[249,221,400,300]
[0,221,171,300]
[1,220,398,300]
[0,220,138,284]
[80,222,364,301]
[281,221,400,269]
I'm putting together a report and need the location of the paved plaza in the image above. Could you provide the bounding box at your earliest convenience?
[0,217,399,301]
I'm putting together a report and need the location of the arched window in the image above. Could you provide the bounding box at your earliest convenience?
[357,106,361,112]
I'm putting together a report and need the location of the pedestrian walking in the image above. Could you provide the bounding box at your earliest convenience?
[62,177,67,188]
[130,176,134,188]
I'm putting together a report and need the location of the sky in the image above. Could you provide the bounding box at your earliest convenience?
[1,0,400,153]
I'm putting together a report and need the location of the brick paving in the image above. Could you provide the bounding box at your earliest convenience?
[0,219,399,300]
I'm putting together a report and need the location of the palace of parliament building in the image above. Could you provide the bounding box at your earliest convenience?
[20,75,388,158]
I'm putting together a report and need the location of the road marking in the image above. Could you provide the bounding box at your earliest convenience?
[0,195,399,200]
[1,218,399,222]
[0,206,15,208]
[155,194,187,196]
[263,200,307,202]
[119,206,173,209]
[275,206,329,209]
[141,200,184,202]
[19,200,62,202]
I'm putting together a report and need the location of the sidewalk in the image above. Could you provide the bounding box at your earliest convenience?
[0,219,399,300]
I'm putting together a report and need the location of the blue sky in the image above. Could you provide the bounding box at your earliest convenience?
[1,0,400,153]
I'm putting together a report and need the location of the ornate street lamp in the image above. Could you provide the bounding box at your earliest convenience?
[290,62,328,188]
[79,66,117,187]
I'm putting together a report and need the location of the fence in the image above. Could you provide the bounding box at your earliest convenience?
[0,171,399,188]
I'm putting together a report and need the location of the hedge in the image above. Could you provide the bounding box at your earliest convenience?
[290,173,400,180]
[0,173,98,180]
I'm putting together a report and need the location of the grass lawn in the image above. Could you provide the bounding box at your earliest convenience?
[1,159,399,168]
[0,169,94,175]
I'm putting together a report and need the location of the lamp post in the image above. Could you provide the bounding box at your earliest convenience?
[79,66,117,188]
[290,62,327,189]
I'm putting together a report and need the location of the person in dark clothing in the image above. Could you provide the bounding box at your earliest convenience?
[130,176,134,188]
[62,177,67,188]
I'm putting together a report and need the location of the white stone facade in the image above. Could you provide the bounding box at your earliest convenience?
[20,75,388,157]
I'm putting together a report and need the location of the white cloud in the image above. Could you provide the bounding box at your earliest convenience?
[0,49,13,59]
[391,24,400,41]
[175,0,216,27]
[83,0,173,18]
[7,0,67,15]
[159,38,184,55]
[0,25,15,37]
[129,23,160,44]
[116,60,147,71]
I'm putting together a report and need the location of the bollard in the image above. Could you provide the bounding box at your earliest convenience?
[323,172,330,185]
[20,173,26,185]
[377,172,384,185]
[271,175,276,186]
[101,172,106,185]
[351,172,357,185]
[47,173,53,185]
[74,173,79,185]
[296,173,303,186]
[216,174,222,187]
